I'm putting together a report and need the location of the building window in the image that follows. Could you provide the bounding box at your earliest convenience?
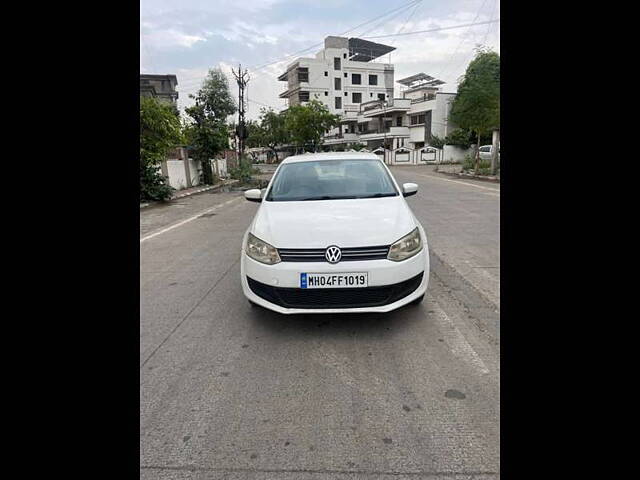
[378,93,385,101]
[343,53,347,59]
[352,92,362,103]
[324,91,328,96]
[334,57,341,70]
[297,67,308,82]
[299,91,310,102]
[369,74,378,85]
[335,97,342,109]
[324,71,328,76]
[334,78,341,90]
[370,93,373,97]
[396,116,402,127]
[344,91,348,96]
[410,114,426,125]
[352,73,361,85]
[344,72,347,78]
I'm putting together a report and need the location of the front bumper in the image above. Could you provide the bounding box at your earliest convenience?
[240,246,429,314]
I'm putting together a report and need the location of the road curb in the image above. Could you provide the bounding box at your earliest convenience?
[140,179,239,210]
[436,170,500,183]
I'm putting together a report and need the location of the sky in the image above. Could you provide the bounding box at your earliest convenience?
[140,0,500,121]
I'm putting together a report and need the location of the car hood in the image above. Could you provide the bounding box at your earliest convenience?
[251,197,417,248]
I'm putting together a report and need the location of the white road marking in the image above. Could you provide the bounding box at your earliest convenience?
[411,172,501,194]
[432,304,490,374]
[140,197,243,244]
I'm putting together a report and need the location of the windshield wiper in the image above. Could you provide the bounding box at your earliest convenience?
[300,195,358,201]
[357,193,398,198]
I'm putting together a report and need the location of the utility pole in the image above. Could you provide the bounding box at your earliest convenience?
[232,64,250,167]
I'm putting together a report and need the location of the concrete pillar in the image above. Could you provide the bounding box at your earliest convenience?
[182,148,192,188]
[160,159,169,181]
[491,129,500,175]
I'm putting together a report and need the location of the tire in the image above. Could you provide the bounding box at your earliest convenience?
[409,294,424,306]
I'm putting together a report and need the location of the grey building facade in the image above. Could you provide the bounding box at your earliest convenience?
[140,74,179,106]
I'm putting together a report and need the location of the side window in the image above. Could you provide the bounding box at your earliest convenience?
[334,57,341,70]
[335,97,342,109]
[334,78,341,90]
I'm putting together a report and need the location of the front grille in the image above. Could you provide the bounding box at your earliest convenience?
[247,272,423,309]
[278,245,390,262]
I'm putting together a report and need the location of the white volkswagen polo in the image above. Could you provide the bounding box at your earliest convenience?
[240,152,429,314]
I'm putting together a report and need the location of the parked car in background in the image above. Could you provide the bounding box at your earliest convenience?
[478,145,500,161]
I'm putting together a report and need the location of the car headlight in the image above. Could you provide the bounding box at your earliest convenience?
[387,227,422,262]
[245,233,281,265]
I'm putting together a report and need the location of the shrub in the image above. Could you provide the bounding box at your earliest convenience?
[140,96,183,201]
[462,154,475,171]
[229,156,257,183]
[140,163,174,202]
[444,128,472,147]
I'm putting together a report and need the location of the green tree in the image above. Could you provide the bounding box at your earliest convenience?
[140,96,184,201]
[444,128,473,147]
[246,108,290,162]
[449,47,500,172]
[284,100,340,152]
[429,134,446,149]
[185,68,236,184]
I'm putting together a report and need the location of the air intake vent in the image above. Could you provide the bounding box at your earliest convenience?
[278,245,390,262]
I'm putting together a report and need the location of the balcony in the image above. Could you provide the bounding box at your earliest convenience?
[410,93,436,104]
[359,126,409,141]
[340,109,359,122]
[361,98,411,117]
[323,132,360,145]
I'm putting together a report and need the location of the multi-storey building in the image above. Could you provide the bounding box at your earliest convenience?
[353,73,456,150]
[278,36,395,115]
[277,37,460,164]
[140,74,179,107]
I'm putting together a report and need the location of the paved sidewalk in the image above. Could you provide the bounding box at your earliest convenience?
[140,179,238,209]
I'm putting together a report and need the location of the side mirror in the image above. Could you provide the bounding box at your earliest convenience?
[244,189,262,203]
[402,183,418,197]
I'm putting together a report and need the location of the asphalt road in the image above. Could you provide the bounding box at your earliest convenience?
[140,166,500,479]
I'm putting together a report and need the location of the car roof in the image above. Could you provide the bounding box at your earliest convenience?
[281,152,380,164]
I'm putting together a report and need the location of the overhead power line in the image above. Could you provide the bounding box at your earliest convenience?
[388,0,424,47]
[435,0,489,81]
[248,0,422,73]
[361,19,500,39]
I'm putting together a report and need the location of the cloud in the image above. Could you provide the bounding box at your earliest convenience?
[140,0,500,120]
[143,28,206,49]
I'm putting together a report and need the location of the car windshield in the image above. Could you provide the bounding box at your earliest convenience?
[265,159,399,202]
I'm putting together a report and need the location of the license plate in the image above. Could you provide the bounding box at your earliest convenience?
[300,272,368,289]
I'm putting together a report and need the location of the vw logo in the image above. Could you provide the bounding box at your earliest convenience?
[325,246,342,264]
